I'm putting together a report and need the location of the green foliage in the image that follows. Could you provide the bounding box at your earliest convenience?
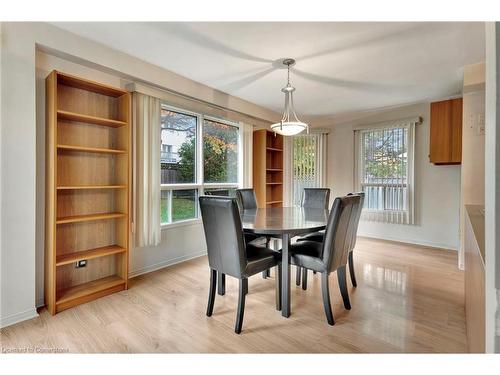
[363,129,407,179]
[177,120,238,183]
[177,138,196,182]
[293,136,316,178]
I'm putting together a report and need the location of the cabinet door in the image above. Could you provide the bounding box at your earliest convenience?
[430,98,462,164]
[450,98,463,163]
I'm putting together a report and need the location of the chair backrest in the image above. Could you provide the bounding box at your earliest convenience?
[321,195,361,273]
[347,192,365,251]
[236,188,258,211]
[199,196,247,278]
[301,188,330,209]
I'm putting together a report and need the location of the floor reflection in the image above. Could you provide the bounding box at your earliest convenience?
[363,263,407,295]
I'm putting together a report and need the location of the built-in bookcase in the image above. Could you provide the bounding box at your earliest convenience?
[45,71,130,315]
[253,129,284,207]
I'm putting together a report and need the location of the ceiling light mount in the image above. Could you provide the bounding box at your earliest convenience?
[271,58,308,136]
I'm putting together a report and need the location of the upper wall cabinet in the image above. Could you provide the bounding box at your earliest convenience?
[429,98,463,165]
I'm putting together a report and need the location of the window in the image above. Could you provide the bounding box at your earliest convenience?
[354,119,417,224]
[160,104,240,226]
[291,133,328,206]
[292,135,317,206]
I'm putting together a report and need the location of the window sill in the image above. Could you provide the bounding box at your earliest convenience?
[161,218,202,230]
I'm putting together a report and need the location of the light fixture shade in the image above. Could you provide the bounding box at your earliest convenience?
[270,121,308,136]
[271,58,308,136]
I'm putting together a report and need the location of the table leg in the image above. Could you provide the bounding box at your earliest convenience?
[281,233,291,317]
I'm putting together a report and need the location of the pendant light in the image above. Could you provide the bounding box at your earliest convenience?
[271,58,309,136]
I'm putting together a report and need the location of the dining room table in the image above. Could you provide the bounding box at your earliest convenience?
[241,206,329,318]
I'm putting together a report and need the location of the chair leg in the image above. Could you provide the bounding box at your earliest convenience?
[302,267,308,290]
[296,266,302,286]
[348,251,357,287]
[235,278,248,334]
[321,273,335,325]
[217,272,226,296]
[262,237,272,279]
[275,264,282,311]
[337,266,351,310]
[206,269,217,317]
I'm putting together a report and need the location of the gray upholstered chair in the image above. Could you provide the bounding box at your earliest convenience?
[298,192,365,289]
[236,188,272,279]
[301,188,331,209]
[296,188,331,287]
[289,195,361,325]
[199,196,282,334]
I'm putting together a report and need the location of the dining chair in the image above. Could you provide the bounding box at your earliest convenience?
[199,196,282,334]
[297,192,365,289]
[236,188,272,279]
[346,192,365,287]
[296,188,331,287]
[289,194,361,325]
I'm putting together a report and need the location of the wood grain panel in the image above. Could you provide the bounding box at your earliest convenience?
[45,71,57,315]
[57,84,119,120]
[464,206,485,353]
[58,120,120,150]
[56,220,117,256]
[451,97,463,163]
[57,189,118,218]
[253,130,267,208]
[430,98,463,165]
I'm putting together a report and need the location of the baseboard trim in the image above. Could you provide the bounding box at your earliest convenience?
[0,307,39,329]
[358,232,458,251]
[128,250,207,279]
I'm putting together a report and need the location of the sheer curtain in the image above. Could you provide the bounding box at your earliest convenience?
[240,122,253,188]
[133,92,161,247]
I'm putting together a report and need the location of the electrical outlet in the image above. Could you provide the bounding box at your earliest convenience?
[75,260,87,268]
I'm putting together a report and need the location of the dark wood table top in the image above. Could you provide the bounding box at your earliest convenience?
[241,207,329,235]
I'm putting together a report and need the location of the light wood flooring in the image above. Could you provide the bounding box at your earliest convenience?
[0,237,467,353]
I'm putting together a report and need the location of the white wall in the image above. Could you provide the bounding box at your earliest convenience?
[1,22,276,328]
[325,102,461,250]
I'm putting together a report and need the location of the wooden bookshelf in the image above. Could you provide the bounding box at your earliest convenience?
[253,129,284,207]
[45,70,130,315]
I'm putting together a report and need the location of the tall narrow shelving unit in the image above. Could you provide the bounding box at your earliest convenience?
[45,71,130,315]
[253,129,284,208]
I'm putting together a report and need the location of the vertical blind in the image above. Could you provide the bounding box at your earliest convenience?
[355,118,419,224]
[291,133,328,206]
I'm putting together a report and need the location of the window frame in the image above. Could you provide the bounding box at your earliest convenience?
[160,103,242,228]
[354,118,418,225]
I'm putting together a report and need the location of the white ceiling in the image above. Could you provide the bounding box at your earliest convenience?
[53,22,485,120]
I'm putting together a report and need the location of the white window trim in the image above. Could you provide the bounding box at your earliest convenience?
[353,117,420,225]
[160,104,241,229]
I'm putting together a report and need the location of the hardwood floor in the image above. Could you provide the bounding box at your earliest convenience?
[0,237,466,353]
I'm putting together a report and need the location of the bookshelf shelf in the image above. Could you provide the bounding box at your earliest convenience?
[58,110,127,128]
